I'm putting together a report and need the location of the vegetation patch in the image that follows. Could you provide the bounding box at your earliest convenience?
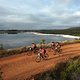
[31,56,80,80]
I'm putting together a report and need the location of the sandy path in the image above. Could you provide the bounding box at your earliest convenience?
[0,43,80,80]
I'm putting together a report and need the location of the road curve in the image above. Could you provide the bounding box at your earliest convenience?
[0,43,80,80]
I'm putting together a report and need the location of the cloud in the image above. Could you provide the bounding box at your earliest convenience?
[0,0,80,29]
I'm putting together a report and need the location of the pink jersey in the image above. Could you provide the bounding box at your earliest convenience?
[41,48,46,54]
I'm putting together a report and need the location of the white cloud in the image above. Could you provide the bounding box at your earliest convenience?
[73,11,80,16]
[0,0,80,29]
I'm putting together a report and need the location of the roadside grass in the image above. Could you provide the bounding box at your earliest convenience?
[0,39,80,58]
[33,56,80,80]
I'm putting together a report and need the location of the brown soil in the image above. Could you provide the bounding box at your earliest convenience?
[0,43,80,80]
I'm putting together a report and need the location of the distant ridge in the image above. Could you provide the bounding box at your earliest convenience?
[68,27,80,30]
[0,27,80,36]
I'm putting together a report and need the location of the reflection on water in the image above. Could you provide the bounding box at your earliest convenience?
[0,32,74,49]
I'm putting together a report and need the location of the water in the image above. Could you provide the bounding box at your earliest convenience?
[0,32,74,49]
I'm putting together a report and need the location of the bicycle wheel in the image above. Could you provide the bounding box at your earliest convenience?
[35,56,41,62]
[27,51,32,56]
[54,49,57,54]
[44,53,49,60]
[58,49,62,54]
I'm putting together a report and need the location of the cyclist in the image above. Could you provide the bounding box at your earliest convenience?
[31,43,37,53]
[51,42,55,50]
[55,42,61,50]
[31,43,37,50]
[39,47,46,58]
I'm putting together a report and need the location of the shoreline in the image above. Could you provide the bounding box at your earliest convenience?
[0,32,80,39]
[31,32,80,39]
[0,32,80,50]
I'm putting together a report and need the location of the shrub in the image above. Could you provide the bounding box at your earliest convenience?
[60,57,80,80]
[0,44,4,50]
[40,39,46,44]
[0,50,8,58]
[34,56,80,80]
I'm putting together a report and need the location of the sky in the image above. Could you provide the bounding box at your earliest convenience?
[0,0,80,30]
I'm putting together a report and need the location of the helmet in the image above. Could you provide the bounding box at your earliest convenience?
[32,42,34,44]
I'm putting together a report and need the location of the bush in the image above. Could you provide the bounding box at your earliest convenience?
[0,46,27,58]
[34,56,80,80]
[0,50,8,58]
[0,44,4,50]
[60,57,80,80]
[40,39,46,44]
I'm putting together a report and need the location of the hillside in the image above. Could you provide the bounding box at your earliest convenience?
[0,27,80,36]
[36,27,80,36]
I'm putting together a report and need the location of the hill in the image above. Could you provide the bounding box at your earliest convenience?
[0,27,80,36]
[68,27,80,30]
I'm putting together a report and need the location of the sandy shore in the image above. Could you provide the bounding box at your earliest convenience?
[32,32,80,39]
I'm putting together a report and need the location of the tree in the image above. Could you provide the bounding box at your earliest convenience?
[0,44,4,50]
[40,39,45,44]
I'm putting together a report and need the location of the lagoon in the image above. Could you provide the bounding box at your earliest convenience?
[0,32,79,49]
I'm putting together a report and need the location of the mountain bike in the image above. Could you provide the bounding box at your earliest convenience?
[26,47,38,56]
[54,47,62,55]
[35,52,49,62]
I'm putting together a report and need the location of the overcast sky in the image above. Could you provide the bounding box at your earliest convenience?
[0,0,80,30]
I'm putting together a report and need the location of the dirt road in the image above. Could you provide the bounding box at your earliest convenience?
[0,43,80,80]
